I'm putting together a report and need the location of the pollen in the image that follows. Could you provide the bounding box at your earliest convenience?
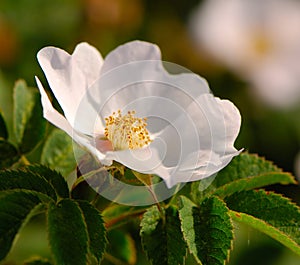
[104,110,152,150]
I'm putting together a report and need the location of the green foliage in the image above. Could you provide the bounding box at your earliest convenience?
[179,196,233,265]
[0,112,8,140]
[13,79,46,154]
[27,165,69,199]
[230,211,300,256]
[0,166,107,264]
[47,199,89,265]
[226,190,300,255]
[0,147,299,265]
[107,229,137,264]
[191,153,289,200]
[141,206,187,265]
[212,172,296,199]
[77,200,107,263]
[0,168,56,200]
[0,165,70,261]
[41,129,77,176]
[0,103,19,169]
[0,139,19,169]
[0,165,69,200]
[103,204,146,229]
[0,190,42,260]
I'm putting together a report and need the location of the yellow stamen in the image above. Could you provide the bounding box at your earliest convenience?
[104,109,152,150]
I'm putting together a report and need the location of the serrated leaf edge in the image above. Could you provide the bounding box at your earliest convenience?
[230,210,300,256]
[211,172,296,199]
[179,196,234,265]
[77,200,107,263]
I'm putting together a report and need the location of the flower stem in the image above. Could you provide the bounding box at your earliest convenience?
[147,184,163,213]
[105,208,146,229]
[132,171,164,213]
[71,166,110,190]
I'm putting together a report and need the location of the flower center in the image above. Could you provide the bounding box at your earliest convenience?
[104,110,152,151]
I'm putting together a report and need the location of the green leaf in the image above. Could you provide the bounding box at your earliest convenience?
[0,139,19,169]
[191,153,285,200]
[225,190,300,255]
[47,199,89,265]
[230,211,300,256]
[77,200,107,263]
[212,172,296,198]
[28,165,69,199]
[140,206,187,265]
[178,196,233,265]
[13,80,46,153]
[108,230,136,265]
[41,129,76,176]
[0,167,57,200]
[0,190,42,260]
[13,80,32,144]
[0,111,8,140]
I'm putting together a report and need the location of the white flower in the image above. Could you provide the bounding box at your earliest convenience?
[190,0,300,108]
[36,41,241,188]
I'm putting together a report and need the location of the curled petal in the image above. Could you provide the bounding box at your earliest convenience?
[37,43,104,134]
[35,76,74,137]
[35,77,108,164]
[37,46,87,126]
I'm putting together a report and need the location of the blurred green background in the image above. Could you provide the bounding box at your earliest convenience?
[0,0,299,264]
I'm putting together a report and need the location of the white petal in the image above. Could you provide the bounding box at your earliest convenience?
[216,98,242,153]
[72,42,104,87]
[37,43,104,134]
[72,134,111,165]
[35,76,109,164]
[86,43,209,128]
[100,41,162,75]
[105,144,171,181]
[37,45,87,126]
[35,76,74,137]
[165,150,241,188]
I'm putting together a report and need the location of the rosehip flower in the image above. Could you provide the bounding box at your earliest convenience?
[36,41,241,188]
[190,0,300,108]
